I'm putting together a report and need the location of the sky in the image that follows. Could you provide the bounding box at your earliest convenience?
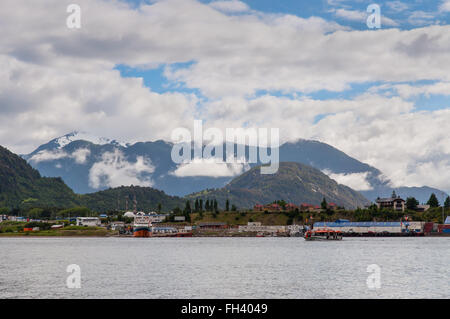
[0,0,450,192]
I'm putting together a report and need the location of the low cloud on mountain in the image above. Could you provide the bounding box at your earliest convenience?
[30,148,91,164]
[88,149,155,189]
[322,170,373,191]
[171,157,250,178]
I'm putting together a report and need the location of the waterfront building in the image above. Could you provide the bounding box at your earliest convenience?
[314,220,424,234]
[198,222,227,230]
[238,222,287,234]
[110,221,125,230]
[439,216,450,234]
[76,217,101,227]
[149,214,168,223]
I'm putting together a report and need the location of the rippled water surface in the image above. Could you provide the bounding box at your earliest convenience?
[1,237,449,298]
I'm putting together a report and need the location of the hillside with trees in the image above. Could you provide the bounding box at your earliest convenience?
[187,162,370,210]
[0,145,79,208]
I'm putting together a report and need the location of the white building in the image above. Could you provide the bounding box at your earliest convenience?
[149,214,168,223]
[238,222,287,234]
[110,221,125,230]
[76,217,101,227]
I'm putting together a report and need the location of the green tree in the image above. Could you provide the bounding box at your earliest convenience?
[444,196,450,208]
[157,203,162,212]
[199,199,203,212]
[321,197,328,210]
[427,193,440,208]
[184,211,191,223]
[213,199,218,212]
[226,199,230,211]
[194,199,199,212]
[27,208,44,219]
[231,204,237,211]
[58,207,91,218]
[406,197,419,210]
[183,200,192,214]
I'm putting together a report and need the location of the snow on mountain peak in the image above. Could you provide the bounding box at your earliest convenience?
[54,131,128,148]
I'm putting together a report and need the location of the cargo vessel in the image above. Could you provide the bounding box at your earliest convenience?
[133,213,152,237]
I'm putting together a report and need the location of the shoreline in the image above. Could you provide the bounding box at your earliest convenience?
[1,233,449,238]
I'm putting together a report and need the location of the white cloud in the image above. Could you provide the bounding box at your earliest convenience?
[30,150,69,163]
[386,1,409,13]
[72,148,91,164]
[334,8,366,22]
[323,170,373,191]
[407,11,437,26]
[0,54,198,154]
[171,157,250,177]
[89,149,155,189]
[210,1,249,13]
[439,0,450,12]
[389,82,450,98]
[30,148,91,164]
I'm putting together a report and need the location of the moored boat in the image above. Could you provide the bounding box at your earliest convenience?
[304,229,343,241]
[133,213,152,238]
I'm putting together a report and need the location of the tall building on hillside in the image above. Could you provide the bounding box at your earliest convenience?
[376,191,405,212]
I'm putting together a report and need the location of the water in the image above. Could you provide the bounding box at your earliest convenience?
[1,237,449,299]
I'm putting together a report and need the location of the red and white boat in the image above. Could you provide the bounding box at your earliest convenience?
[133,213,152,237]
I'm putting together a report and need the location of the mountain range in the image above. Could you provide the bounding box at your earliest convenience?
[22,132,447,203]
[1,144,367,211]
